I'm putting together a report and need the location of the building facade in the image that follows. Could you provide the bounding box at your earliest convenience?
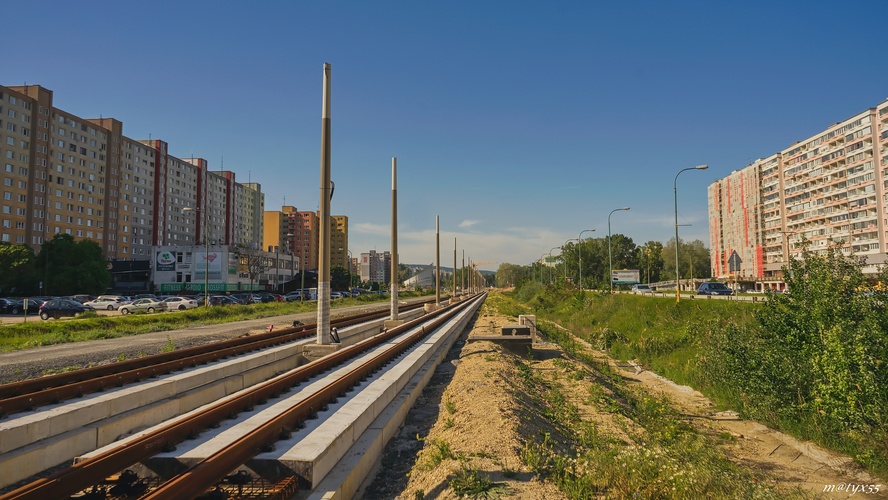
[708,98,888,290]
[360,250,391,284]
[0,84,265,268]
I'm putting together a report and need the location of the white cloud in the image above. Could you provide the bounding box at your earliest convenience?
[459,219,481,228]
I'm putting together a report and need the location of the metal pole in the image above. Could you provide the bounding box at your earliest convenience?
[462,250,465,294]
[608,208,629,294]
[674,165,708,303]
[391,158,399,320]
[317,63,333,344]
[578,229,595,290]
[453,237,457,299]
[563,238,577,284]
[435,216,440,305]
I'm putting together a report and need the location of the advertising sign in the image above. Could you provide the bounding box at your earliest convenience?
[611,269,640,285]
[194,251,223,280]
[156,250,176,271]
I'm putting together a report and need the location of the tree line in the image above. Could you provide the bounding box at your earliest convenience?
[0,234,110,296]
[494,236,711,289]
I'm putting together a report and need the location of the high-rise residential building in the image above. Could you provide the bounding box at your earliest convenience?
[708,98,888,291]
[360,250,391,284]
[331,215,349,270]
[264,207,349,273]
[0,84,264,260]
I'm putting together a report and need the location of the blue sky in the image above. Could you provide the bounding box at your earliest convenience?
[5,1,888,271]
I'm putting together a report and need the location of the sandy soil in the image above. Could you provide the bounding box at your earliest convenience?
[362,305,886,499]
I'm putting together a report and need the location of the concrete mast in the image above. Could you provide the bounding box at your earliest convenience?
[317,63,332,344]
[390,157,399,320]
[435,216,440,306]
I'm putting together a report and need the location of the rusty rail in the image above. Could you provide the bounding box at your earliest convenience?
[0,301,427,417]
[0,294,479,500]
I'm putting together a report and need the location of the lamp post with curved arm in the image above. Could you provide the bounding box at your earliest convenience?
[563,238,578,284]
[538,252,548,284]
[548,246,560,284]
[608,207,630,294]
[674,165,708,303]
[577,229,595,290]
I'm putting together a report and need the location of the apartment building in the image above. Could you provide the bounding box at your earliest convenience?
[264,207,349,273]
[708,98,888,290]
[360,250,391,284]
[0,84,264,262]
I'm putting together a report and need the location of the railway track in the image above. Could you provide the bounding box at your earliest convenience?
[0,293,484,499]
[0,301,431,418]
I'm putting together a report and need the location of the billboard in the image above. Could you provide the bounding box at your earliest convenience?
[611,269,640,285]
[194,251,223,280]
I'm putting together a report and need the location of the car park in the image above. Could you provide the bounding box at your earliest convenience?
[696,282,734,296]
[38,298,91,320]
[163,296,199,310]
[119,298,168,314]
[11,297,48,315]
[631,284,653,294]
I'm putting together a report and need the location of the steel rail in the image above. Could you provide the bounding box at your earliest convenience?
[0,294,479,500]
[142,294,483,499]
[0,302,427,417]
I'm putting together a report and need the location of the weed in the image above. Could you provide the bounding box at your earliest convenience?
[116,353,126,362]
[419,438,457,470]
[444,418,454,430]
[444,395,457,415]
[161,335,176,353]
[450,465,505,498]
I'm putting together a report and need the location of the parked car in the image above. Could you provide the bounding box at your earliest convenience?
[84,297,130,310]
[284,291,304,302]
[11,297,48,315]
[253,292,278,303]
[696,282,734,296]
[0,298,18,314]
[39,298,91,320]
[631,284,653,294]
[68,294,95,304]
[163,296,199,310]
[119,298,168,314]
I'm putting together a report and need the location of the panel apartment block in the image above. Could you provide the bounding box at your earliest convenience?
[709,98,888,284]
[0,84,265,261]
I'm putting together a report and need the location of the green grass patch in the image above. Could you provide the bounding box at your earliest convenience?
[0,292,433,353]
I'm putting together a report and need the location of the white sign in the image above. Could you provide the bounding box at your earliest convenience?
[611,269,640,284]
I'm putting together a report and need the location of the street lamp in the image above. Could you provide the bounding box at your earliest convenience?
[608,207,630,294]
[674,165,708,303]
[563,238,578,284]
[548,246,560,284]
[183,207,209,308]
[577,229,595,290]
[538,252,549,284]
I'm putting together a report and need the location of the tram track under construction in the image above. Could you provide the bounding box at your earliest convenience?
[0,293,485,499]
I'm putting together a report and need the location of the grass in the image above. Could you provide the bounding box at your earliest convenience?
[0,291,435,353]
[510,345,805,499]
[500,286,888,484]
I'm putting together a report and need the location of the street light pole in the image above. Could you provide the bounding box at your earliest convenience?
[548,246,560,284]
[674,165,708,303]
[287,233,295,291]
[563,238,578,284]
[608,207,630,294]
[577,229,595,290]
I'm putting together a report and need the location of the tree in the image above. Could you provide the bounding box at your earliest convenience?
[0,242,36,294]
[640,241,665,283]
[495,263,529,288]
[331,265,350,291]
[234,244,271,291]
[37,234,110,295]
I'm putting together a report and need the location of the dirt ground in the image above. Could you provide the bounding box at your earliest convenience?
[361,304,886,499]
